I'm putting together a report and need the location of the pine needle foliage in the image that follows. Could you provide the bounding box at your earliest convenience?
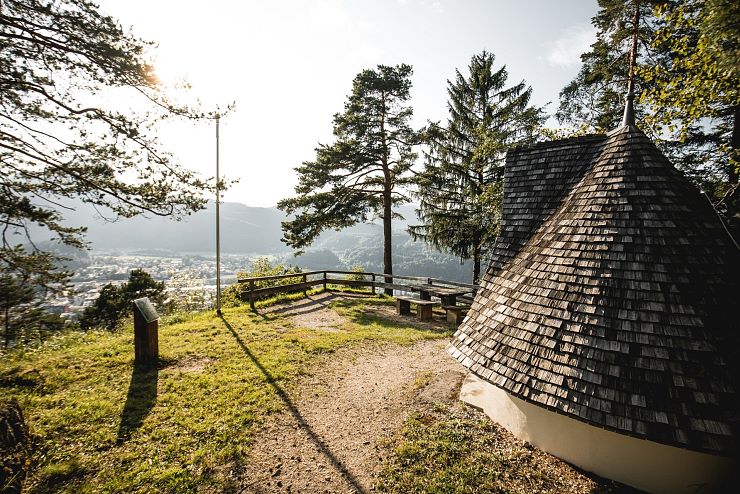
[1,0,220,321]
[409,51,544,283]
[556,0,662,132]
[279,65,421,292]
[557,0,739,228]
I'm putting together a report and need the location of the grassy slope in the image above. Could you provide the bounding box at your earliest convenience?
[0,292,448,493]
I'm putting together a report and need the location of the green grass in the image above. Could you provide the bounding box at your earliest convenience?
[377,407,628,494]
[1,294,448,493]
[378,412,517,494]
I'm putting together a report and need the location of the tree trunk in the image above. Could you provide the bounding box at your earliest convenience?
[473,253,481,286]
[4,307,9,349]
[379,90,394,296]
[730,105,739,185]
[383,190,393,296]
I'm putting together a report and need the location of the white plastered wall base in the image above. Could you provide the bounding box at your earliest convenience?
[460,372,736,494]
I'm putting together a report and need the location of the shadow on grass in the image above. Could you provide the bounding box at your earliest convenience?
[261,291,372,318]
[34,459,87,494]
[116,361,159,444]
[220,315,368,494]
[0,368,44,389]
[343,304,453,336]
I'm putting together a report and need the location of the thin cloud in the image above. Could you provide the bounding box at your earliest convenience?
[545,24,596,68]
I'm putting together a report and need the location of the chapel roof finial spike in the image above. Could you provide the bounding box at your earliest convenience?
[622,0,640,128]
[621,80,635,127]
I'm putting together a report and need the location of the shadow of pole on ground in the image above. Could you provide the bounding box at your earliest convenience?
[116,362,158,444]
[220,314,368,494]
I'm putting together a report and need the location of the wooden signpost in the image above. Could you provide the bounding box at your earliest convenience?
[133,297,159,365]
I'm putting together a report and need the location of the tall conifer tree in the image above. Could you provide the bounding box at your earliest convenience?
[639,0,739,226]
[279,65,420,292]
[410,51,544,283]
[559,0,738,230]
[557,0,660,132]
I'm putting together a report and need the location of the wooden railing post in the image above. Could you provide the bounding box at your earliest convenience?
[235,271,475,309]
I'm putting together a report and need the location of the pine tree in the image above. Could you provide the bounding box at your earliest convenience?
[638,0,739,227]
[1,0,218,320]
[279,65,420,293]
[557,0,661,132]
[409,51,544,283]
[557,0,737,216]
[0,247,65,347]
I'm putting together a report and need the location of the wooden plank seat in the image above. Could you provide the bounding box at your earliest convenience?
[395,296,437,321]
[443,304,471,326]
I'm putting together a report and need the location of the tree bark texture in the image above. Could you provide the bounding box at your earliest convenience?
[730,105,739,185]
[473,243,481,285]
[0,399,28,494]
[383,190,393,296]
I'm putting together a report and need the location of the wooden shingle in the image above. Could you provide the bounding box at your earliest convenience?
[449,125,740,456]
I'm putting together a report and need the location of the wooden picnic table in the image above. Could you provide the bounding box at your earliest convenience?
[395,295,437,322]
[418,286,471,306]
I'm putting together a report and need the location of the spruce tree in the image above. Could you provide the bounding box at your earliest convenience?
[409,51,544,283]
[279,65,420,293]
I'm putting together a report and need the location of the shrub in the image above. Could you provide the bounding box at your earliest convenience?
[346,264,367,282]
[221,258,303,307]
[80,269,165,330]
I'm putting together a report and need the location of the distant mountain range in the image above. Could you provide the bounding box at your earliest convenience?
[29,200,289,254]
[26,199,475,283]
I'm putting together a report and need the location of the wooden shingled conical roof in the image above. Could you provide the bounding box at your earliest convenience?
[448,124,740,456]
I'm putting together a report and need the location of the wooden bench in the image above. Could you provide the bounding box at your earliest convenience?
[396,296,437,321]
[443,305,471,326]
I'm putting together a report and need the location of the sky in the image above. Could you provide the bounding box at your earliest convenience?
[97,0,599,207]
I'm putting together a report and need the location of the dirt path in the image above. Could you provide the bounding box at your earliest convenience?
[237,293,628,494]
[239,299,463,493]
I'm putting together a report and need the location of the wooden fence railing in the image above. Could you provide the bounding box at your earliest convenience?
[235,270,478,310]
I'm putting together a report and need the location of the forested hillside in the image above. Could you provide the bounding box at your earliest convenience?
[26,200,475,282]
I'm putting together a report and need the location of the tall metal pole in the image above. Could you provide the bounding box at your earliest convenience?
[215,113,222,316]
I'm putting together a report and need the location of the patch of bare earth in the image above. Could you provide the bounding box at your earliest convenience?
[290,308,347,332]
[262,292,369,317]
[170,355,213,373]
[263,292,371,332]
